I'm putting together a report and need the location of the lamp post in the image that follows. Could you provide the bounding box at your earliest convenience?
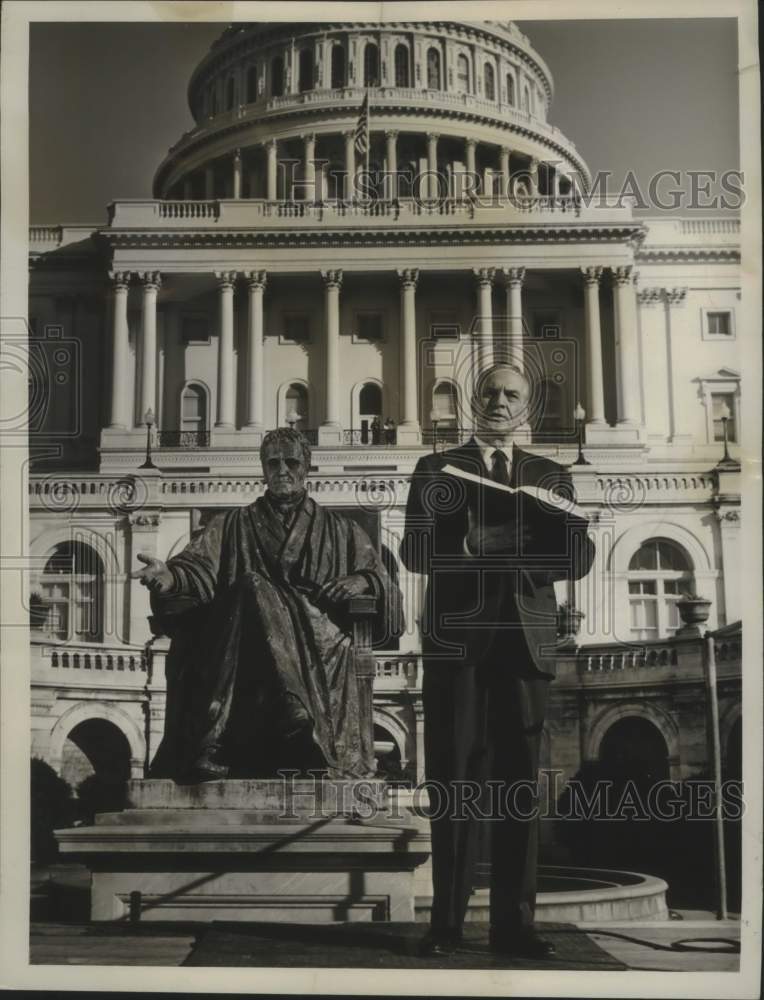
[139,408,157,469]
[716,400,736,468]
[573,402,590,466]
[430,409,440,453]
[286,409,301,430]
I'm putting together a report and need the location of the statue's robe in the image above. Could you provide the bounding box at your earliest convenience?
[149,494,404,780]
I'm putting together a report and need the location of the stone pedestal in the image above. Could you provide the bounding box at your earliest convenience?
[55,779,430,923]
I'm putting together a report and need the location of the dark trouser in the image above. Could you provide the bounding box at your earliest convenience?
[423,657,549,934]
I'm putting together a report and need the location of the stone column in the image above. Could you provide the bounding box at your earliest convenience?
[138,272,161,423]
[581,266,606,425]
[319,270,343,445]
[244,271,267,431]
[303,132,316,201]
[612,265,641,427]
[474,267,495,371]
[265,139,278,200]
[426,132,439,200]
[499,146,511,199]
[108,272,131,428]
[215,271,237,428]
[385,130,398,200]
[232,148,242,199]
[204,165,215,199]
[465,138,477,197]
[502,266,525,370]
[343,130,356,200]
[397,269,421,444]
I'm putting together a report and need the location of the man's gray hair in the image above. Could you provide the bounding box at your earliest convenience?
[260,427,312,469]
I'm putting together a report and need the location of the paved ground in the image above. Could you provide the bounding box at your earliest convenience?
[29,918,741,971]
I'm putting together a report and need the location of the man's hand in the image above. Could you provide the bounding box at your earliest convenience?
[316,573,369,606]
[131,552,174,594]
[466,506,533,555]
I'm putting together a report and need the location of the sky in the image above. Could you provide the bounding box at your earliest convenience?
[29,18,740,224]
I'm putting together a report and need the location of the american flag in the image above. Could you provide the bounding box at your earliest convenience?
[353,92,369,157]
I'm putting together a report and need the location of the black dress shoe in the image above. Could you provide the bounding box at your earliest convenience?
[489,927,556,959]
[418,929,462,957]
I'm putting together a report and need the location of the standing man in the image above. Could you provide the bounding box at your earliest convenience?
[401,363,594,958]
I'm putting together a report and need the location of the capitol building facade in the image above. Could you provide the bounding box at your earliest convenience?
[28,22,741,810]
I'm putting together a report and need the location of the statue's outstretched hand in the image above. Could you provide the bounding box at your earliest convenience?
[317,573,369,606]
[131,552,174,594]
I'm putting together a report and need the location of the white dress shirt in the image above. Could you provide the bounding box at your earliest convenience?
[463,436,515,554]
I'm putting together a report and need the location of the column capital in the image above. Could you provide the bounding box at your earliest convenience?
[263,137,278,150]
[342,129,355,141]
[501,266,524,287]
[637,287,663,306]
[321,269,343,289]
[215,271,238,289]
[473,267,495,286]
[397,268,419,289]
[664,286,688,307]
[612,264,636,286]
[301,132,316,144]
[500,145,512,159]
[385,129,399,140]
[426,131,440,142]
[136,271,162,290]
[580,265,603,286]
[465,138,477,149]
[528,156,539,170]
[244,270,267,291]
[233,147,242,162]
[108,271,131,290]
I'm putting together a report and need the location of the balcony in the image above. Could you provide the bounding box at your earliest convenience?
[157,430,211,449]
[105,194,638,234]
[374,654,421,691]
[31,639,148,690]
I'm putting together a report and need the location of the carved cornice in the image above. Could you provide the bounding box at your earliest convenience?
[100,223,647,252]
[636,247,740,264]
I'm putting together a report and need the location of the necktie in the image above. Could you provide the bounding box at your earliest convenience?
[491,449,511,486]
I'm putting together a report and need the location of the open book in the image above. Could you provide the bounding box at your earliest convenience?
[441,463,589,522]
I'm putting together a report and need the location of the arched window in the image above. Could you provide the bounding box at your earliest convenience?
[523,84,531,112]
[364,42,380,87]
[225,76,235,110]
[284,383,308,427]
[32,541,104,642]
[627,538,694,639]
[246,65,258,103]
[432,381,459,441]
[298,48,313,92]
[484,63,496,101]
[271,55,284,97]
[358,382,383,444]
[456,54,470,94]
[394,44,409,87]
[426,47,441,89]
[180,383,207,444]
[506,73,515,105]
[331,44,346,88]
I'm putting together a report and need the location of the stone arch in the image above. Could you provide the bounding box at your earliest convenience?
[608,521,713,576]
[276,378,311,430]
[372,708,409,763]
[177,378,212,437]
[350,378,385,436]
[585,701,681,780]
[48,701,146,780]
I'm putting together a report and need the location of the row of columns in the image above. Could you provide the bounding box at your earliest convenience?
[107,262,641,436]
[187,132,555,202]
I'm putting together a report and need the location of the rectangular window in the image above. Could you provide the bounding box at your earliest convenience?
[711,393,737,443]
[354,312,384,343]
[281,313,311,344]
[702,307,735,340]
[629,597,658,637]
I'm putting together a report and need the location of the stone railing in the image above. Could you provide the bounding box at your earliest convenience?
[106,195,634,231]
[157,430,212,449]
[32,640,147,674]
[579,642,680,673]
[374,654,421,689]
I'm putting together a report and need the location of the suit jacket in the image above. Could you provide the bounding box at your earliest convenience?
[401,439,594,678]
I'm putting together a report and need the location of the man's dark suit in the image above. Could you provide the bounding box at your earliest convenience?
[401,438,594,936]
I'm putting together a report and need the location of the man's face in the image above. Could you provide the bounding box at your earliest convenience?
[473,367,530,436]
[262,441,308,497]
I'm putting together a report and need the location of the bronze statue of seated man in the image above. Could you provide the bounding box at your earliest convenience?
[132,428,404,783]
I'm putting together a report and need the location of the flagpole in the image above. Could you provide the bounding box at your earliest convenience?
[365,87,371,198]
